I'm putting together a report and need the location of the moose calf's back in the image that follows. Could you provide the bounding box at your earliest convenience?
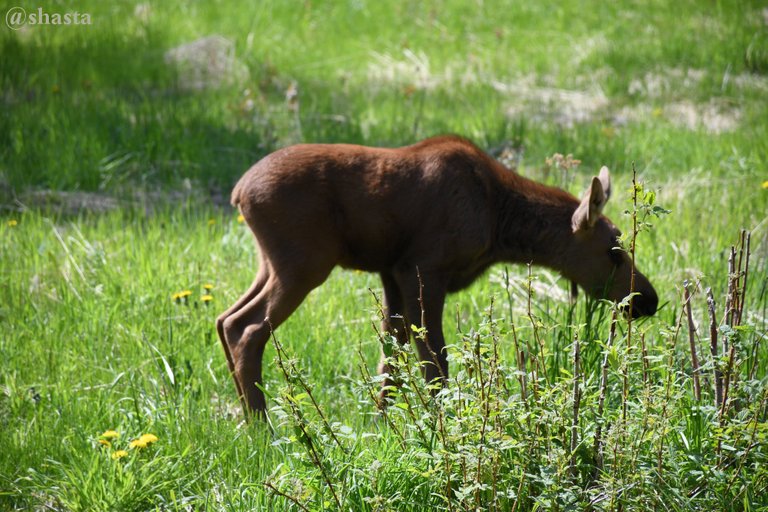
[231,136,502,280]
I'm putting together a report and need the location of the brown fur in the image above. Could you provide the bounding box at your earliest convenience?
[217,135,658,415]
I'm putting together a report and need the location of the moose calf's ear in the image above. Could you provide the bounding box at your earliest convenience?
[598,166,611,200]
[571,169,609,232]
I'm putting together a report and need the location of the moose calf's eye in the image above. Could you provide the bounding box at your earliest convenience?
[609,248,624,266]
[608,236,625,266]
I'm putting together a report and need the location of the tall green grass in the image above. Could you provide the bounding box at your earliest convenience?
[2,0,768,510]
[2,0,767,191]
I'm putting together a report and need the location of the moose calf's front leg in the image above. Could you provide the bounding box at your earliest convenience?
[377,272,411,405]
[398,269,449,392]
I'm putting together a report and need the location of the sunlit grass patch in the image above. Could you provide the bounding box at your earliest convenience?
[1,0,767,509]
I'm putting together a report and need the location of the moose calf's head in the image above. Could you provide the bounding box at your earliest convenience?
[566,167,658,318]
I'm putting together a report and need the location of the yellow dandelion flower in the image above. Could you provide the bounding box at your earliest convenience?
[237,214,245,223]
[7,219,17,227]
[98,439,112,448]
[172,290,193,303]
[111,450,129,460]
[101,430,119,439]
[201,294,213,302]
[129,438,148,449]
[762,180,768,190]
[208,218,216,226]
[203,284,214,290]
[139,433,158,444]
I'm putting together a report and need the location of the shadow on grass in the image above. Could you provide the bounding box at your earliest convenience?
[0,26,269,195]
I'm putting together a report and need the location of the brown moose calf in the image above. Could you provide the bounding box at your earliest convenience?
[217,135,658,415]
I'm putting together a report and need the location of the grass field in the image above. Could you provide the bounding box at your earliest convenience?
[2,1,768,510]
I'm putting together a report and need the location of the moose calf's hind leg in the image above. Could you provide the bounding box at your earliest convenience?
[216,262,271,409]
[224,268,331,416]
[221,299,270,415]
[221,274,280,416]
[231,321,272,414]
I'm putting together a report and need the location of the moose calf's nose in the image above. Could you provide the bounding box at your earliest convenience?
[631,288,659,318]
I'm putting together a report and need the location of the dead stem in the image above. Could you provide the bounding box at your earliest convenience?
[594,309,618,472]
[707,287,724,411]
[684,281,702,401]
[737,230,751,326]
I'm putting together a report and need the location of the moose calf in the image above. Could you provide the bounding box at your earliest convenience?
[217,135,658,415]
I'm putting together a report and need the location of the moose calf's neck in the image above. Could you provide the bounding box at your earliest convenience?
[492,173,579,270]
